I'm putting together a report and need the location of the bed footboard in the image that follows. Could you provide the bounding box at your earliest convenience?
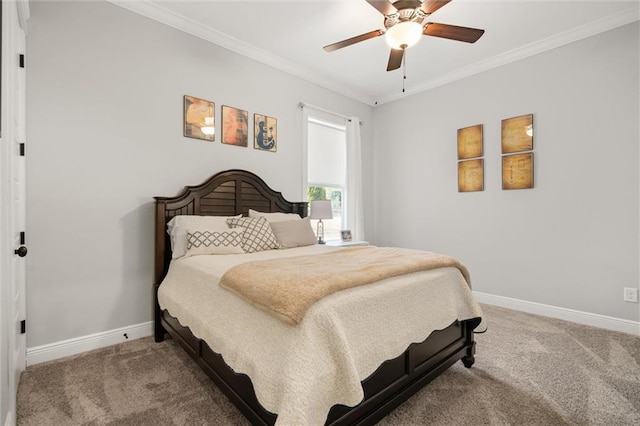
[157,308,479,425]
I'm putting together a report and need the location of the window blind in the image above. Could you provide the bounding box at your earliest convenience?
[307,120,346,188]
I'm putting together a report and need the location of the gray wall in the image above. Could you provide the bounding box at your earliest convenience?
[372,22,640,322]
[25,1,374,347]
[25,2,639,349]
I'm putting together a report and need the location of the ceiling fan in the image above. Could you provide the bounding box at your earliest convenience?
[323,0,485,72]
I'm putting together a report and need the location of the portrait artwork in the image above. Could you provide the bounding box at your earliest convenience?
[183,95,215,142]
[221,105,249,147]
[254,114,277,152]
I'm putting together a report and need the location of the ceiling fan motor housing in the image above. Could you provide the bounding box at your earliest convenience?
[384,0,426,29]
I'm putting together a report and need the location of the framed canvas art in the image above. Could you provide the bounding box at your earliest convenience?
[457,124,483,159]
[502,114,533,154]
[221,105,249,147]
[254,114,277,152]
[502,152,534,190]
[458,159,484,192]
[183,95,215,142]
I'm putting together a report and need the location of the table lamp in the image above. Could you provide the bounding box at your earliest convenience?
[310,200,333,244]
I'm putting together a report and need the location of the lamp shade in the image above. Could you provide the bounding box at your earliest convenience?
[310,200,333,220]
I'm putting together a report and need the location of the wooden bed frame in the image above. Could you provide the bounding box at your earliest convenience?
[154,169,480,425]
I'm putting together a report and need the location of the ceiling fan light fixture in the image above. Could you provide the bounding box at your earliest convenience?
[385,21,422,49]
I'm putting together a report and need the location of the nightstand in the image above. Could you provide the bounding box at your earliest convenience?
[326,240,369,247]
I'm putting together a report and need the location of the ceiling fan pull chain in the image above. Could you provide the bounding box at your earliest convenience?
[402,48,407,93]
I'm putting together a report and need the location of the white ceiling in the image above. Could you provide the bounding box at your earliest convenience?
[111,1,639,105]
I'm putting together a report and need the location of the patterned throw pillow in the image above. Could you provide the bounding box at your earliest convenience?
[167,214,242,258]
[184,228,245,257]
[226,216,280,253]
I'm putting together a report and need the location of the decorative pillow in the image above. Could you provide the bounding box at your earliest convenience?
[226,216,280,253]
[269,217,317,249]
[184,228,245,257]
[248,209,301,223]
[167,214,241,259]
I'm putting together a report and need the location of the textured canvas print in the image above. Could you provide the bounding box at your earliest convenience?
[221,105,249,147]
[457,124,483,159]
[502,114,533,154]
[183,95,215,141]
[502,153,534,189]
[458,159,484,192]
[254,114,277,152]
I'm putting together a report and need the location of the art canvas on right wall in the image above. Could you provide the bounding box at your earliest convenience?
[502,114,534,189]
[502,152,534,190]
[501,114,533,154]
[457,124,484,192]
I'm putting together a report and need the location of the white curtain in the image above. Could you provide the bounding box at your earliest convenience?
[346,117,365,241]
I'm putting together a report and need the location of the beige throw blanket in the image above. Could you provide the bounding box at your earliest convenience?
[220,246,471,325]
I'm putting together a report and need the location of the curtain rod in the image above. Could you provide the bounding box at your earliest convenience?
[298,102,364,125]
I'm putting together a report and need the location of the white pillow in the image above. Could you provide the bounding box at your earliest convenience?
[269,217,317,249]
[248,209,301,223]
[167,215,241,258]
[226,216,280,253]
[184,228,245,257]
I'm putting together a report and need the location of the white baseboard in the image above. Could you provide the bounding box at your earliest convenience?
[24,295,640,366]
[474,291,640,336]
[4,412,13,426]
[26,321,153,366]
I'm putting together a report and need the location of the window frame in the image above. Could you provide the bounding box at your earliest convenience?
[303,114,347,241]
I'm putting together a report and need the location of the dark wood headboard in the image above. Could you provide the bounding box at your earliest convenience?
[153,169,307,284]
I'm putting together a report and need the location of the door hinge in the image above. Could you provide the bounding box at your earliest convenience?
[19,54,25,68]
[20,320,26,334]
[20,232,25,245]
[19,143,25,156]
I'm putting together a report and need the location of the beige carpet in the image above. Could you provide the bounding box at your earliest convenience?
[17,305,640,425]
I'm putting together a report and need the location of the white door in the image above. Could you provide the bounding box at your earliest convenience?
[10,0,28,383]
[1,1,28,424]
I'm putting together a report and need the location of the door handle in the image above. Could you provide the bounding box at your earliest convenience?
[14,246,27,257]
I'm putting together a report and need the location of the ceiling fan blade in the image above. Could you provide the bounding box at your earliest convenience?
[423,22,485,43]
[387,48,404,71]
[366,0,397,16]
[420,0,451,15]
[323,29,384,52]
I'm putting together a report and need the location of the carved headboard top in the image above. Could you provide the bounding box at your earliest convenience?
[153,169,307,283]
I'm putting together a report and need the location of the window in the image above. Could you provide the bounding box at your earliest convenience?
[306,118,346,242]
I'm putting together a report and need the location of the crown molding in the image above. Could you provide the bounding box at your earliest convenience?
[106,0,373,105]
[107,1,638,107]
[376,5,640,105]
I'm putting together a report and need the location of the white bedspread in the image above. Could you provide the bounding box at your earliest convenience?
[158,245,484,425]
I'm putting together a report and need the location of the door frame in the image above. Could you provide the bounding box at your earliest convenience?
[1,1,29,425]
